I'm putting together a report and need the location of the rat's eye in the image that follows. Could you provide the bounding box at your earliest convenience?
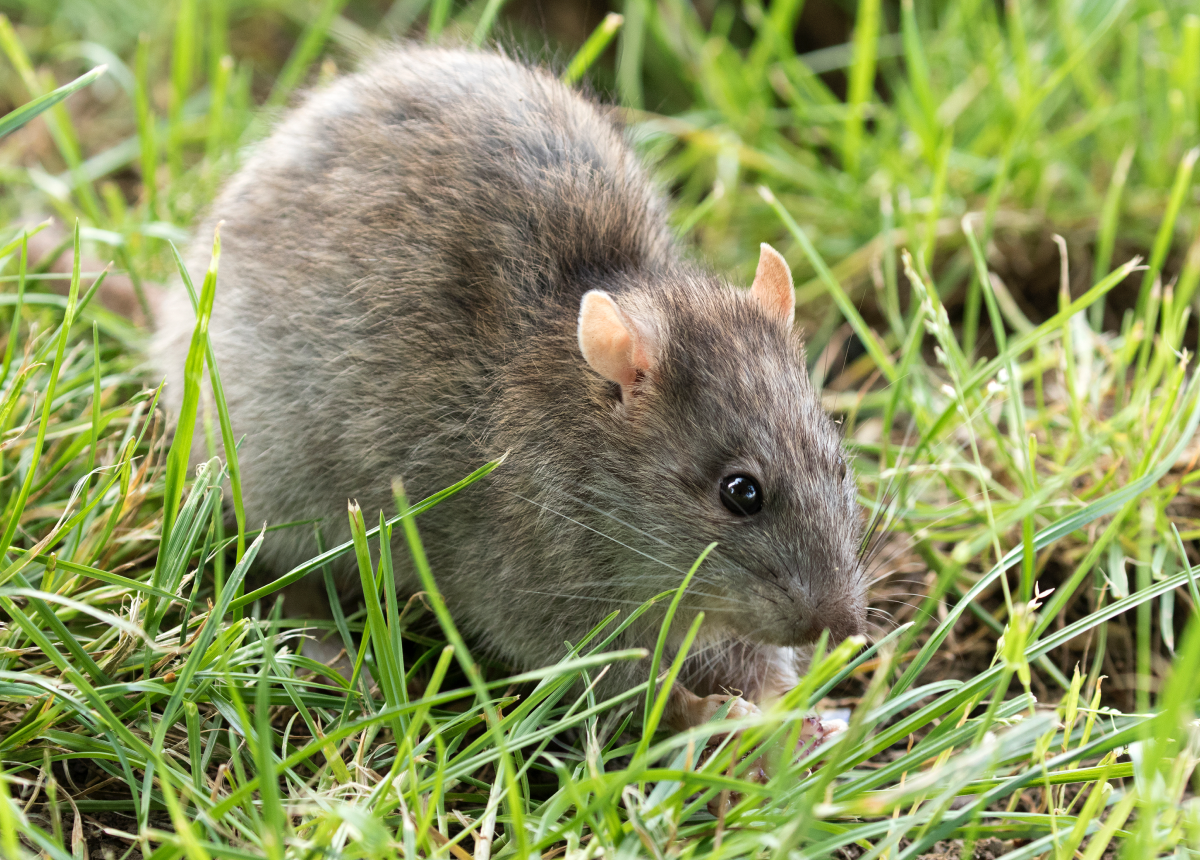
[719,474,763,516]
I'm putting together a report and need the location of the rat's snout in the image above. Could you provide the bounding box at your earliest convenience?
[742,558,868,648]
[781,596,866,647]
[815,598,867,643]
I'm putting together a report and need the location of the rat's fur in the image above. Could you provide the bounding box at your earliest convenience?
[153,46,866,716]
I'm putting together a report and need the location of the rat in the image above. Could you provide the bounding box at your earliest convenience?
[151,45,867,734]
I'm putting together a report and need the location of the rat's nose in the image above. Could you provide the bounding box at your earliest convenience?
[822,600,866,642]
[790,600,865,646]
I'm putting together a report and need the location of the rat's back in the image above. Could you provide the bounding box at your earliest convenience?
[152,46,676,573]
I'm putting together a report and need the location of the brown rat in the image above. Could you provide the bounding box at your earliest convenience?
[152,45,867,731]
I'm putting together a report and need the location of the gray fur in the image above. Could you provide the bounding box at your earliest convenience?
[152,45,866,704]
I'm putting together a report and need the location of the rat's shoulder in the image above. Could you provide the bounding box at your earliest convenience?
[354,45,558,96]
[245,44,633,193]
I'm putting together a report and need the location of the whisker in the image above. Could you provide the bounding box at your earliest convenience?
[499,488,687,575]
[858,412,918,558]
[872,597,941,614]
[547,486,681,552]
[510,585,746,607]
[511,590,656,607]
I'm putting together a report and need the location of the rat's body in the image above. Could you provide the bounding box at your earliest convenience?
[153,46,866,727]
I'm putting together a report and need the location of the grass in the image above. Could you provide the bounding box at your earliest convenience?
[1,0,1200,857]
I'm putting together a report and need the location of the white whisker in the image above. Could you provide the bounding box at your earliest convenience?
[499,488,688,574]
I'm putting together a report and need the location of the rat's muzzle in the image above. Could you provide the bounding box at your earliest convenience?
[784,599,866,647]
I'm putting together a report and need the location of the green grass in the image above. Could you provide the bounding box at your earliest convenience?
[2,0,1200,857]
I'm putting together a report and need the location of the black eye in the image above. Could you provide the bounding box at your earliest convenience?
[719,474,763,516]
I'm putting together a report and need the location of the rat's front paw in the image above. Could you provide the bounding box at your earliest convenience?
[693,699,768,816]
[795,713,847,756]
[665,686,760,733]
[692,693,760,728]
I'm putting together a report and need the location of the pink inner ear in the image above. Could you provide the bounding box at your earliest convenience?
[750,243,795,327]
[578,291,640,387]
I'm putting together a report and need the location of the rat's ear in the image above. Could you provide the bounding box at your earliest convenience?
[750,243,795,329]
[578,290,655,389]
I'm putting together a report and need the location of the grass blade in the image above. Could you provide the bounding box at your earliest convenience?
[0,64,106,139]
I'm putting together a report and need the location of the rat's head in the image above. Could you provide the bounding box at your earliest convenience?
[576,245,866,648]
